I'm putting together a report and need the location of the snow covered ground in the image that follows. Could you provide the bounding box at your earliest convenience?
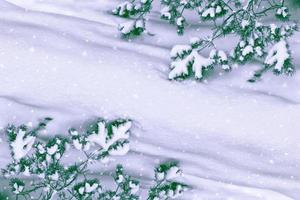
[0,0,300,199]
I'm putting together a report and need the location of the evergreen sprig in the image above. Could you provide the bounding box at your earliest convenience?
[1,118,188,200]
[148,161,188,200]
[113,0,298,82]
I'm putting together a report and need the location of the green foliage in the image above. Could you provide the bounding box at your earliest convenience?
[5,118,52,161]
[109,164,140,200]
[113,0,152,18]
[119,19,146,38]
[199,0,228,21]
[0,191,10,200]
[1,118,189,200]
[113,0,152,37]
[290,0,300,6]
[148,161,188,200]
[69,118,132,162]
[113,0,298,82]
[168,43,230,80]
[9,179,25,195]
[72,179,101,199]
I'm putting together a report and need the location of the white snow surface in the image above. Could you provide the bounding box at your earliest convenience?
[0,0,300,199]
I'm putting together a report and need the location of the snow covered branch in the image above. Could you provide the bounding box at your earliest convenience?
[113,0,298,82]
[1,118,188,199]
